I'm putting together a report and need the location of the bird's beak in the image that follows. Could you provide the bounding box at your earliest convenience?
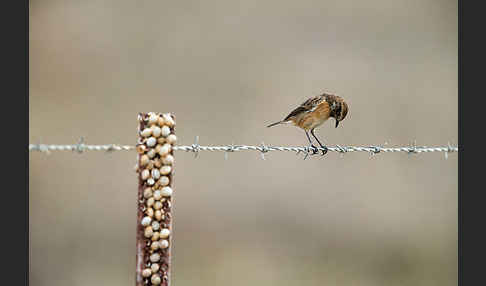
[335,119,339,128]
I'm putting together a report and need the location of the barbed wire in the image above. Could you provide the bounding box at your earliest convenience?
[28,137,459,159]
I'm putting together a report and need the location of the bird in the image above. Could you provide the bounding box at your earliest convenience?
[267,92,348,156]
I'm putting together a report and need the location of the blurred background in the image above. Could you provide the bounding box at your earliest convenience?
[29,0,457,285]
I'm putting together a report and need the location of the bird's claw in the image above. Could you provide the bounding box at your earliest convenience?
[303,145,327,159]
[310,144,320,155]
[319,145,328,156]
[303,145,317,160]
[311,144,328,156]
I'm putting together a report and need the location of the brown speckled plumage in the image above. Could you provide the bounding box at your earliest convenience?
[268,92,348,130]
[267,92,349,156]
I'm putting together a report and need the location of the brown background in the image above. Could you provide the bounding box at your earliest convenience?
[29,0,457,285]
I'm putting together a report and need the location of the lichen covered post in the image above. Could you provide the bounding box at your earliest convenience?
[136,112,176,286]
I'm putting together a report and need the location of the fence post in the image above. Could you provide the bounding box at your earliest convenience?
[136,112,176,286]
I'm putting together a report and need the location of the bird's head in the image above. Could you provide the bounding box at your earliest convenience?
[330,98,348,128]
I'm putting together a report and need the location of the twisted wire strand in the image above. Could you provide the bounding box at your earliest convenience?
[29,141,459,157]
[29,143,135,153]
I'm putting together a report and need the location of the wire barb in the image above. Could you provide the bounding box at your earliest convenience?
[302,146,313,160]
[191,136,200,158]
[224,141,237,160]
[259,142,269,160]
[407,140,418,155]
[445,142,454,160]
[75,137,85,154]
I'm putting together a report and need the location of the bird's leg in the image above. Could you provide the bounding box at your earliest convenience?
[310,128,328,155]
[304,131,319,156]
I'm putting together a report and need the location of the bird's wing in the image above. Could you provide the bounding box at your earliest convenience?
[283,95,324,121]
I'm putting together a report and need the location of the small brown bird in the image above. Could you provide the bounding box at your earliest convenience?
[267,92,348,155]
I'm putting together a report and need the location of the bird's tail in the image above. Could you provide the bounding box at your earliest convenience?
[267,120,284,128]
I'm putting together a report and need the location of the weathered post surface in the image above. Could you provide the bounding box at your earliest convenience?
[136,112,176,286]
